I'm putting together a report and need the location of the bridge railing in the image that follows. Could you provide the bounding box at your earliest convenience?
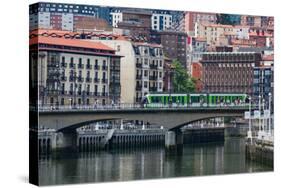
[36,102,257,112]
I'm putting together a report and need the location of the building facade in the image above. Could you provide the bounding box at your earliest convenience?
[191,62,203,92]
[151,12,173,31]
[29,36,121,107]
[195,23,234,47]
[253,66,273,101]
[29,2,112,31]
[177,12,217,36]
[200,52,262,95]
[96,40,165,103]
[150,30,188,70]
[133,42,165,102]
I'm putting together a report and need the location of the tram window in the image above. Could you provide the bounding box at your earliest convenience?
[155,97,159,103]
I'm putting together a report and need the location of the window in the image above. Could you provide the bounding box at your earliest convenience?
[144,70,148,77]
[117,45,121,52]
[144,59,148,65]
[61,98,64,105]
[265,70,271,75]
[144,81,148,88]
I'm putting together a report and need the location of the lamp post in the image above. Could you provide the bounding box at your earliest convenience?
[73,71,77,108]
[39,53,46,107]
[268,92,272,135]
[248,96,252,143]
[168,65,175,108]
[258,95,261,133]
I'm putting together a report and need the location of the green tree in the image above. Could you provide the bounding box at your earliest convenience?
[172,60,195,93]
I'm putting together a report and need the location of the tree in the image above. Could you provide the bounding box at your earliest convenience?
[171,60,195,93]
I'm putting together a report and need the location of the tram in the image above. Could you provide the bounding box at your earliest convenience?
[142,93,248,108]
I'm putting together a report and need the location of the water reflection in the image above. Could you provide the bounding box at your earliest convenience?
[39,138,272,186]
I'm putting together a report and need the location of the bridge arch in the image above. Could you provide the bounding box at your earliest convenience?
[58,118,120,133]
[169,114,242,131]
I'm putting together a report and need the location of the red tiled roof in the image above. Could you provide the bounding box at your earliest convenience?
[29,36,114,51]
[249,31,272,37]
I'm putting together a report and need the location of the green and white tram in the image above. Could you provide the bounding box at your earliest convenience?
[142,93,248,108]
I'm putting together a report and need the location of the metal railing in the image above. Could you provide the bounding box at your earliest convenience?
[36,103,254,112]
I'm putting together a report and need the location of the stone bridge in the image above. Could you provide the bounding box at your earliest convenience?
[38,107,248,132]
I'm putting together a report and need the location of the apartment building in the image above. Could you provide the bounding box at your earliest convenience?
[29,36,121,107]
[195,23,234,46]
[200,52,262,95]
[97,40,164,103]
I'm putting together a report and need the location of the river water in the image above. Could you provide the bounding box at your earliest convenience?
[38,137,273,186]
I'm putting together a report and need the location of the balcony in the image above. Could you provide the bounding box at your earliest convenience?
[86,77,92,82]
[94,78,100,83]
[136,74,142,79]
[94,65,100,70]
[61,62,67,68]
[101,92,108,97]
[149,75,158,80]
[93,92,100,96]
[102,65,108,70]
[61,76,67,81]
[78,64,84,69]
[149,87,157,92]
[136,85,142,91]
[77,77,84,82]
[136,63,142,68]
[101,78,108,83]
[150,64,158,69]
[69,76,75,82]
[86,64,92,69]
[69,63,76,69]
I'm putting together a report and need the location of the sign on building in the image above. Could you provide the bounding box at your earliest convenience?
[254,110,260,119]
[244,111,251,119]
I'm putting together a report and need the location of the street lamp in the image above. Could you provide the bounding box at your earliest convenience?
[73,71,77,108]
[258,95,261,134]
[247,96,252,144]
[39,53,46,107]
[268,92,272,135]
[168,65,175,108]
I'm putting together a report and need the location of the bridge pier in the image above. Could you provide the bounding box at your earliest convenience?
[165,129,183,153]
[55,132,77,150]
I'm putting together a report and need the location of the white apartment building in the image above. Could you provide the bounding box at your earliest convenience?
[38,12,51,29]
[61,13,74,31]
[151,13,173,31]
[97,40,165,103]
[110,11,123,28]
